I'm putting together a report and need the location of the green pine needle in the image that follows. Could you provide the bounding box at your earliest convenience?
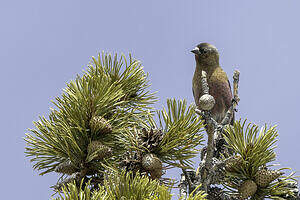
[157,99,205,167]
[224,119,278,176]
[121,99,205,168]
[25,53,156,175]
[222,120,297,199]
[53,172,207,200]
[53,171,173,200]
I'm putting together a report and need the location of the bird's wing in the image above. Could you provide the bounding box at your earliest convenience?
[192,74,200,107]
[223,79,233,110]
[209,68,233,110]
[227,79,235,124]
[228,79,232,94]
[192,86,195,100]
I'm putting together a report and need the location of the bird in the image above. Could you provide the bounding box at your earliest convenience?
[191,43,234,124]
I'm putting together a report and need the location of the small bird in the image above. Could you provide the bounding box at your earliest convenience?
[191,43,234,124]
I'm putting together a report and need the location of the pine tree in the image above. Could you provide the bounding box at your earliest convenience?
[25,53,299,200]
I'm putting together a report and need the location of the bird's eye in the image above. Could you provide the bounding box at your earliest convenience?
[201,49,208,54]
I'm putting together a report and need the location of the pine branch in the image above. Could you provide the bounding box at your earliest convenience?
[179,172,188,200]
[194,69,241,197]
[25,53,156,176]
[24,52,299,200]
[121,99,205,171]
[221,70,240,126]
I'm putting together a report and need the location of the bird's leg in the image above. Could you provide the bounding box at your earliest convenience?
[231,98,238,112]
[231,97,238,105]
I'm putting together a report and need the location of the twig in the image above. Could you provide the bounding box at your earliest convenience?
[221,70,240,125]
[195,70,241,196]
[199,70,215,192]
[180,161,193,194]
[195,109,218,129]
[201,71,209,94]
[233,70,240,105]
[179,173,188,200]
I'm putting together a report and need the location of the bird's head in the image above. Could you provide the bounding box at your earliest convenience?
[191,43,219,66]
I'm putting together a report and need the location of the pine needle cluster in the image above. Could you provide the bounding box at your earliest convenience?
[24,52,298,199]
[223,120,297,199]
[24,53,207,199]
[53,170,206,200]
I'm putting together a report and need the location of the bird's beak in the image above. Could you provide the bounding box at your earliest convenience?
[191,47,201,55]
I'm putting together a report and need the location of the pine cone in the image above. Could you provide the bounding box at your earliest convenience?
[120,152,143,174]
[89,116,112,135]
[87,140,112,161]
[255,169,283,187]
[225,155,243,172]
[142,153,163,179]
[149,168,163,179]
[142,153,162,171]
[55,160,78,175]
[238,180,257,199]
[140,128,163,152]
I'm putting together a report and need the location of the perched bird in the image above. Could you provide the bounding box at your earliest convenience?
[191,43,234,124]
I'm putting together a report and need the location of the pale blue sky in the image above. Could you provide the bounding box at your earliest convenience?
[1,1,300,199]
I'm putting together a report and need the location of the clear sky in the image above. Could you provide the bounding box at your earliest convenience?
[1,0,300,199]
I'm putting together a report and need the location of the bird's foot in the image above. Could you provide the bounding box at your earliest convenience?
[231,97,238,105]
[231,98,238,112]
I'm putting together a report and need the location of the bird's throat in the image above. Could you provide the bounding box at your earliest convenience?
[196,62,218,77]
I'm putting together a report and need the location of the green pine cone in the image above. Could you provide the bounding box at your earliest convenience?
[225,155,243,172]
[149,168,163,179]
[255,169,283,187]
[141,153,162,172]
[87,140,112,162]
[55,160,78,175]
[238,180,257,199]
[89,116,112,135]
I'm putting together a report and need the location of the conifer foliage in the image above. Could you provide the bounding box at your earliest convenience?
[25,53,206,199]
[222,120,297,199]
[25,53,298,199]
